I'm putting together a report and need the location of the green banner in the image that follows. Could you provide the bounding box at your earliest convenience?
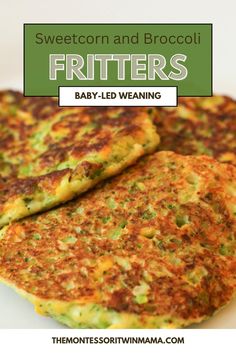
[24,24,212,96]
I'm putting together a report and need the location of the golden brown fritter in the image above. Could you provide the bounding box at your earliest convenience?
[154,96,236,165]
[0,151,235,328]
[0,91,159,227]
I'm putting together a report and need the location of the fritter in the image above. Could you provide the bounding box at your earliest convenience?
[0,90,159,227]
[154,96,236,165]
[0,151,235,328]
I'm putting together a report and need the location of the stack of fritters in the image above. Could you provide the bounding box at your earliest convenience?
[0,91,235,328]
